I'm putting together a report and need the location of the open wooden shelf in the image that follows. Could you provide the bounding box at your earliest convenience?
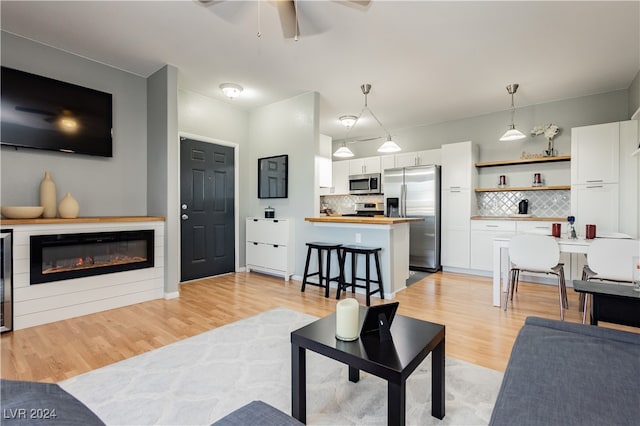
[475,155,571,168]
[475,185,571,192]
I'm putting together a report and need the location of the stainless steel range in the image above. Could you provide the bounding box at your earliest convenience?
[342,202,385,217]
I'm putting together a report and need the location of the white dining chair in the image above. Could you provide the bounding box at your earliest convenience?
[580,238,640,323]
[504,234,568,320]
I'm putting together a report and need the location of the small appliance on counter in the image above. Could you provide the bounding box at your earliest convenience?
[341,202,384,217]
[518,199,529,215]
[264,206,275,218]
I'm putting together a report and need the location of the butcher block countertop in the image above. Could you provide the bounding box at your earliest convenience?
[305,216,423,225]
[0,216,165,225]
[471,216,566,222]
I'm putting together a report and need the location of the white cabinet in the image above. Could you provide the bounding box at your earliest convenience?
[470,220,516,271]
[571,122,619,184]
[317,134,332,189]
[394,149,441,168]
[330,160,350,195]
[441,188,472,268]
[442,141,477,190]
[246,218,294,281]
[571,120,638,237]
[349,156,381,175]
[571,183,619,234]
[380,155,395,171]
[441,141,478,269]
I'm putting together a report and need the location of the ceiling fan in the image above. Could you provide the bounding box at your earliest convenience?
[198,0,370,40]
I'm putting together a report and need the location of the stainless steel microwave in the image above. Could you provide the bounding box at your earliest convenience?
[349,173,381,195]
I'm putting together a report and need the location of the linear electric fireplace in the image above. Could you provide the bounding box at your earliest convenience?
[30,230,154,284]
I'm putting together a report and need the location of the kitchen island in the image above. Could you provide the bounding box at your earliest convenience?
[305,216,423,299]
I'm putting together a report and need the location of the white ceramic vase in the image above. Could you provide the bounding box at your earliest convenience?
[58,192,80,219]
[39,171,57,218]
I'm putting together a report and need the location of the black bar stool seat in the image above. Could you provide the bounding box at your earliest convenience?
[301,242,343,298]
[337,245,384,306]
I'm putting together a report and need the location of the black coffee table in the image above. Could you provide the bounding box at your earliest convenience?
[290,307,445,426]
[573,279,640,327]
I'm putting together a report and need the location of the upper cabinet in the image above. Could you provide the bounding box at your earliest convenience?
[394,149,442,168]
[349,156,381,175]
[441,141,478,190]
[380,154,395,171]
[331,160,350,195]
[570,120,638,237]
[571,122,620,184]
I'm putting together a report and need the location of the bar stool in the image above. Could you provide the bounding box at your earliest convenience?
[301,242,343,298]
[337,245,384,306]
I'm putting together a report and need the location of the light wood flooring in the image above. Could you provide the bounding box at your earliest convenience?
[1,271,635,383]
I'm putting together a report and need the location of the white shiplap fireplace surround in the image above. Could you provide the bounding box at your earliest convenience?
[1,217,165,330]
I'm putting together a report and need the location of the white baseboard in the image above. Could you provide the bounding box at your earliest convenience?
[164,291,179,299]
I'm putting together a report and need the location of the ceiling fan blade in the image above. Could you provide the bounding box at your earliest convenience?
[196,0,252,24]
[275,0,299,39]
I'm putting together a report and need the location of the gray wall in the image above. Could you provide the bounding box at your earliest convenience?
[147,65,180,295]
[334,90,630,162]
[0,32,148,215]
[630,69,640,117]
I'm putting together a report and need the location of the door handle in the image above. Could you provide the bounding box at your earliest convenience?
[181,204,188,210]
[181,214,189,221]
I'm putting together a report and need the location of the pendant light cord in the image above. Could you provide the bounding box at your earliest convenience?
[344,86,393,141]
[256,0,261,37]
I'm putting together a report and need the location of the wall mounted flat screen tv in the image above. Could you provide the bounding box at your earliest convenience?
[258,154,288,199]
[1,67,113,157]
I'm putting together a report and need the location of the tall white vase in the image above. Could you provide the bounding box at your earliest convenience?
[39,171,57,218]
[58,192,80,219]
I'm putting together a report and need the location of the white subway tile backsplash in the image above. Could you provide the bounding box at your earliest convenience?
[476,190,570,217]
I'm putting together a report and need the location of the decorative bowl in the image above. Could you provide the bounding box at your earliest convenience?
[1,206,45,219]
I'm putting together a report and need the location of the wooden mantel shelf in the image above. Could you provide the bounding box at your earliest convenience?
[0,216,165,225]
[475,155,571,168]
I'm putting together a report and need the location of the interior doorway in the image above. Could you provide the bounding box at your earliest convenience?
[180,137,235,281]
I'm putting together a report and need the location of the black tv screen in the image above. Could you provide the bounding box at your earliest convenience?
[1,67,113,157]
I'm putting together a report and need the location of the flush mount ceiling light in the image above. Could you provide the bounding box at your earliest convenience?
[499,83,526,142]
[339,115,358,129]
[333,83,401,157]
[219,83,243,99]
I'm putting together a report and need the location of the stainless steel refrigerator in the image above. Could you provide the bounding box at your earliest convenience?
[384,165,441,271]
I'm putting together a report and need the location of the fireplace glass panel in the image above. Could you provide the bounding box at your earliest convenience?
[31,230,154,284]
[42,240,148,275]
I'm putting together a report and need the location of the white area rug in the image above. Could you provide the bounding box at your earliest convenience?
[60,308,503,425]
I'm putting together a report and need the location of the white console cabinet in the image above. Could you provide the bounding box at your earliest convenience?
[246,218,294,281]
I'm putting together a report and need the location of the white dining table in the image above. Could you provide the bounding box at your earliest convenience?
[492,236,592,306]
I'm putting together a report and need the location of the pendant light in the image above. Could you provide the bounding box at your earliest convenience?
[333,142,354,158]
[333,83,401,157]
[499,83,526,141]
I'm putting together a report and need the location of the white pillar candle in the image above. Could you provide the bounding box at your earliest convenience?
[335,298,360,341]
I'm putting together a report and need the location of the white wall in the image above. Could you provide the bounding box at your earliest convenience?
[0,32,148,216]
[177,88,250,265]
[248,92,320,276]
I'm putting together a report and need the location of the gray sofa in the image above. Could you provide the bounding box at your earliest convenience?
[490,316,640,426]
[0,378,300,426]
